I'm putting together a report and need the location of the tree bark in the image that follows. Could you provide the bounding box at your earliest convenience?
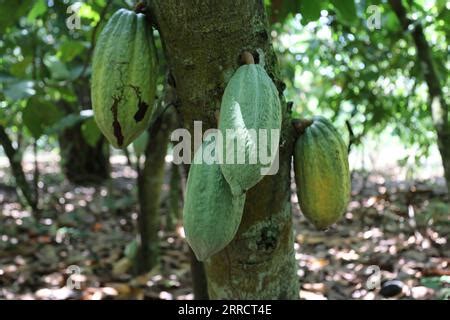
[0,125,37,211]
[59,124,110,185]
[149,0,298,299]
[389,0,450,196]
[58,81,110,185]
[188,247,209,300]
[166,162,182,231]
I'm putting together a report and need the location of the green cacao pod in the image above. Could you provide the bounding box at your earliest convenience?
[91,9,157,149]
[294,116,350,229]
[183,139,246,261]
[218,61,281,196]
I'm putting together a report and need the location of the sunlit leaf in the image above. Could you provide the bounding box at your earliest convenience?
[27,0,47,22]
[4,80,35,100]
[331,0,358,24]
[300,0,322,24]
[44,55,71,80]
[9,56,33,78]
[58,40,86,62]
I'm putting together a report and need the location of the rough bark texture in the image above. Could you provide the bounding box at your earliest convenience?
[389,0,450,196]
[58,91,110,185]
[0,125,37,211]
[149,0,298,299]
[59,124,110,185]
[135,107,175,273]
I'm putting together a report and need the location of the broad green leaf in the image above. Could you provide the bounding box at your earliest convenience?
[385,11,400,31]
[27,0,47,22]
[58,40,86,62]
[9,56,33,78]
[81,117,101,147]
[44,55,70,80]
[78,3,100,23]
[0,0,32,33]
[4,80,35,100]
[331,0,358,24]
[23,97,64,138]
[300,0,322,24]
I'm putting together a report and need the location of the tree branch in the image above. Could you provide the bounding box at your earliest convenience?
[389,0,450,194]
[0,125,37,211]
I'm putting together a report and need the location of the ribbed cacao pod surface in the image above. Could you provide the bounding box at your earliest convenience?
[183,139,246,261]
[91,9,157,149]
[218,63,281,196]
[294,116,350,229]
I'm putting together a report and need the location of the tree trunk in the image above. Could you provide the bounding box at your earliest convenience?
[166,162,182,231]
[188,247,209,300]
[389,0,450,196]
[149,0,299,299]
[135,106,175,273]
[59,124,110,185]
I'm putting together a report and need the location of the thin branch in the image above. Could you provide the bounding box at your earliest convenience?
[0,125,37,211]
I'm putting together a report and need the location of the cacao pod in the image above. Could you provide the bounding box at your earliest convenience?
[294,116,350,229]
[218,62,281,196]
[91,9,157,149]
[183,139,246,261]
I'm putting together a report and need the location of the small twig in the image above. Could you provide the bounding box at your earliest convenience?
[33,139,40,209]
[345,120,354,153]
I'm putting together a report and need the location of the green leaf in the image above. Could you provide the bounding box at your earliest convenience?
[9,56,33,78]
[0,0,32,33]
[385,11,400,31]
[300,0,322,24]
[23,97,64,138]
[44,55,70,80]
[27,0,47,22]
[58,40,86,62]
[331,0,358,24]
[81,117,101,147]
[4,80,35,100]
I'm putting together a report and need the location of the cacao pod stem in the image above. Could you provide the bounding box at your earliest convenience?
[240,51,255,65]
[292,119,313,136]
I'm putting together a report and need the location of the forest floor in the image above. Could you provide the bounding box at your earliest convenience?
[0,156,448,300]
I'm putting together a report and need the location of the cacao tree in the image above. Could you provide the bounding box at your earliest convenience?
[147,0,299,298]
[271,0,449,196]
